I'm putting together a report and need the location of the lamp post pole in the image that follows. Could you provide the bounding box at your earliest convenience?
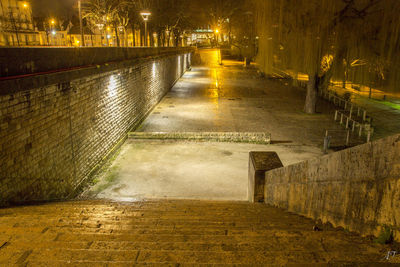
[144,21,148,46]
[78,0,85,47]
[140,12,151,47]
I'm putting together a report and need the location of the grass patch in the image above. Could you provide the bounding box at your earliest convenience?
[374,225,394,244]
[370,99,400,110]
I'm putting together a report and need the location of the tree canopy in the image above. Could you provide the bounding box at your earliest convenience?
[252,0,400,113]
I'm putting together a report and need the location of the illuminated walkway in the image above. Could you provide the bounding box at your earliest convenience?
[138,49,343,145]
[84,49,343,201]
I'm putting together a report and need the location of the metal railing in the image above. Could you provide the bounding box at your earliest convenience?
[334,110,373,142]
[320,89,370,122]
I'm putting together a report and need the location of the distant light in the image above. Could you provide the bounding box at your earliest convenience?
[140,11,151,21]
[50,19,55,25]
[22,2,28,8]
[107,27,111,31]
[107,35,111,39]
[75,40,80,44]
[215,29,219,34]
[51,30,56,35]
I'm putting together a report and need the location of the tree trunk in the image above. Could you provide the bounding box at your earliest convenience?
[114,26,120,47]
[304,73,318,114]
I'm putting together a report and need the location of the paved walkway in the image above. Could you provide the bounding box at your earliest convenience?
[138,49,343,146]
[0,200,395,265]
[85,49,344,201]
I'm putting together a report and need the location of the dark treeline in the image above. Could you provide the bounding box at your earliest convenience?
[252,0,400,113]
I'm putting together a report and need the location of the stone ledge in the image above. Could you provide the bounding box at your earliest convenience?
[248,152,283,203]
[128,132,271,144]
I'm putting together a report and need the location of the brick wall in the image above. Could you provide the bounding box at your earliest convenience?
[0,51,191,206]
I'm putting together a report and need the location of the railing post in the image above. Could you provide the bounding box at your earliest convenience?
[349,105,353,119]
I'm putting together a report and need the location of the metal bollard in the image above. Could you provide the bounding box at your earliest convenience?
[334,110,338,121]
[340,113,344,124]
[367,131,371,142]
[349,105,353,119]
[323,135,331,154]
[346,117,349,129]
[363,110,367,121]
[359,124,363,137]
[352,120,355,132]
[346,130,350,146]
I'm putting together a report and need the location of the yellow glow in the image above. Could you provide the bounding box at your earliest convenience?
[215,29,219,33]
[107,27,111,31]
[75,40,80,44]
[22,2,28,8]
[50,19,55,25]
[106,16,110,21]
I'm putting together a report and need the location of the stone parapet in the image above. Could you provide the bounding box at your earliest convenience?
[263,134,400,241]
[0,47,195,78]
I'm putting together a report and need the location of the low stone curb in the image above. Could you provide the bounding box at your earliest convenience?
[128,132,271,144]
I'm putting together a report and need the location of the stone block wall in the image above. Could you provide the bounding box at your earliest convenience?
[264,134,400,241]
[0,51,191,206]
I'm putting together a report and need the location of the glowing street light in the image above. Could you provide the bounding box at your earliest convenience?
[22,2,28,8]
[78,0,84,47]
[140,11,151,46]
[50,19,55,25]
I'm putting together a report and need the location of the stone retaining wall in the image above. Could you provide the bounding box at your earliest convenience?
[129,132,271,144]
[0,49,192,206]
[264,134,400,241]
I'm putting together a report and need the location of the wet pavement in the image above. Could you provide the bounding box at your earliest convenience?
[86,49,343,201]
[138,49,343,146]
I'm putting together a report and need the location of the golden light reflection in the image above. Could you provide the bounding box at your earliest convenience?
[211,67,219,110]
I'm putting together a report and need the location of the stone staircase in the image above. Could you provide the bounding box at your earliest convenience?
[0,200,388,265]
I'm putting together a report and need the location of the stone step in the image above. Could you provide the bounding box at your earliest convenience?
[0,200,387,265]
[5,231,367,244]
[8,236,375,252]
[1,226,339,238]
[2,248,381,265]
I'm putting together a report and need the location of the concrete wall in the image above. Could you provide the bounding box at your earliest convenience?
[0,49,191,206]
[264,134,400,241]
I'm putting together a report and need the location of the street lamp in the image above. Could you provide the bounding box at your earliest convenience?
[78,0,84,47]
[140,11,151,46]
